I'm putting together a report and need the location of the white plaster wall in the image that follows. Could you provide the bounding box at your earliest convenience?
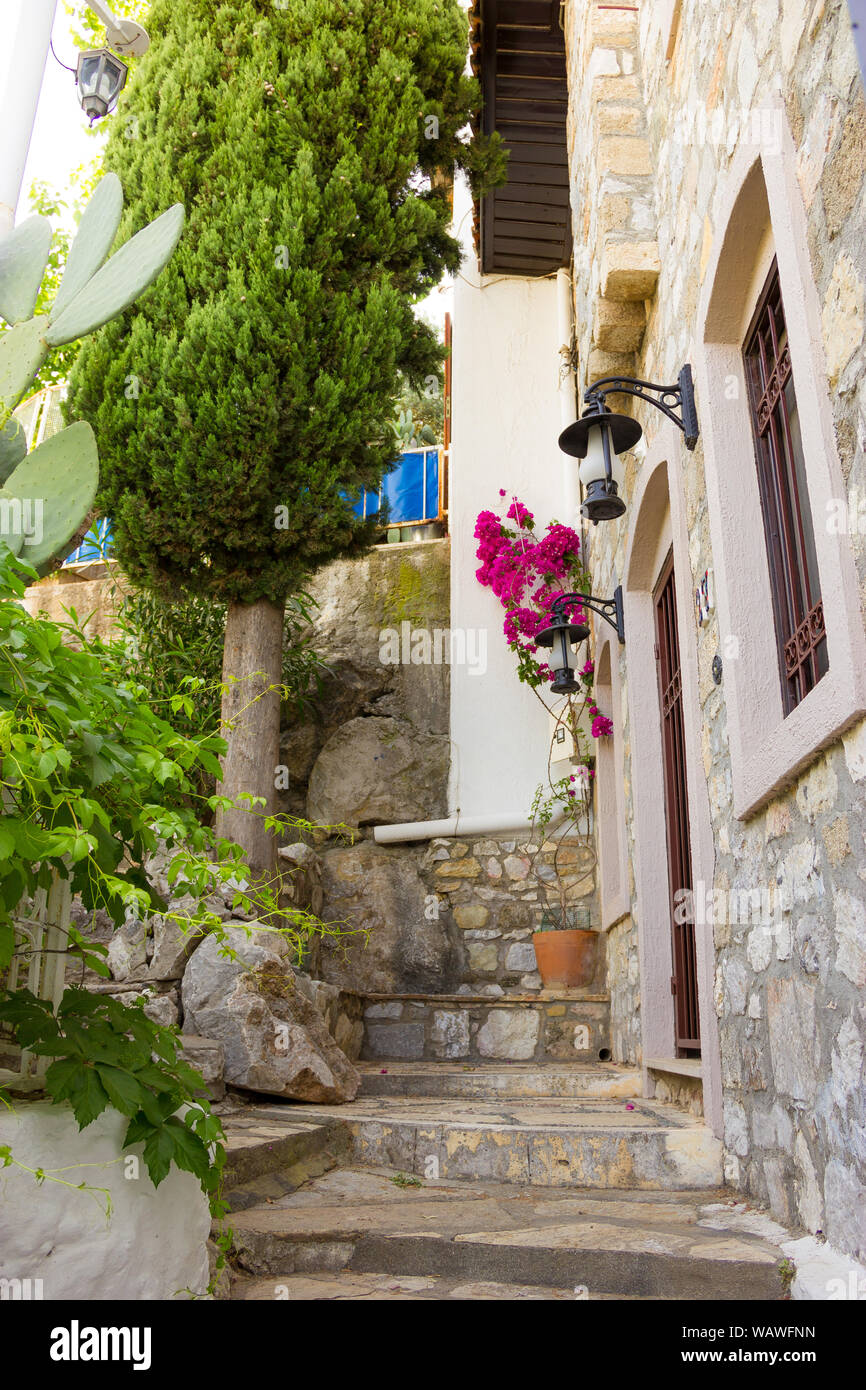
[0,1100,211,1300]
[449,183,572,818]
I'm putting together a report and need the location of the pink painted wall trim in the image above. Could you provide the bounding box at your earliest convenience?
[595,632,631,931]
[696,107,866,820]
[623,429,723,1137]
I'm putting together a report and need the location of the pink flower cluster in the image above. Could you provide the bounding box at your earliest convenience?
[474,497,614,741]
[586,695,614,739]
[474,503,584,647]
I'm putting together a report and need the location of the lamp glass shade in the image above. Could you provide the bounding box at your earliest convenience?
[76,49,128,121]
[578,422,625,493]
[554,627,578,674]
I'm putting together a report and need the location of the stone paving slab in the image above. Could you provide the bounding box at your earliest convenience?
[277,1093,722,1189]
[228,1166,786,1300]
[232,1272,594,1300]
[358,1061,642,1100]
[222,1110,349,1189]
[288,1096,691,1128]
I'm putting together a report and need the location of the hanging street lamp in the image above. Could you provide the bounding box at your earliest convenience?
[559,363,700,524]
[75,47,129,124]
[535,587,626,695]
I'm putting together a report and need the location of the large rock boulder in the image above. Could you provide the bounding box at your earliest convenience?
[318,840,462,993]
[277,542,451,816]
[307,716,448,828]
[181,928,359,1103]
[106,916,149,981]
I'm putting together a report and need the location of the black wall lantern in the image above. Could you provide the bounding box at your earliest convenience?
[559,364,700,524]
[76,48,129,124]
[536,587,625,695]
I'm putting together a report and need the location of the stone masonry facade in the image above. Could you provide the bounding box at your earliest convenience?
[564,0,866,1259]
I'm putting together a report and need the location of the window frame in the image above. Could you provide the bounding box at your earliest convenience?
[696,131,866,819]
[742,257,828,714]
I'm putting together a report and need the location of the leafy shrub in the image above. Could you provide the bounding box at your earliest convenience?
[0,548,335,1197]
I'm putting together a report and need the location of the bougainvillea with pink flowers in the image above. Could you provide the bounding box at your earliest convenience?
[475,495,614,916]
[474,495,613,770]
[474,494,590,688]
[474,493,608,703]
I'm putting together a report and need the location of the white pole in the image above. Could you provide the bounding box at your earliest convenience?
[0,0,59,235]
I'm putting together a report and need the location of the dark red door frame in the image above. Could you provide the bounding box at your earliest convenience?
[654,552,701,1057]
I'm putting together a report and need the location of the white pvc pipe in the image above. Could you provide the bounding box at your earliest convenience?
[0,0,59,235]
[374,807,573,845]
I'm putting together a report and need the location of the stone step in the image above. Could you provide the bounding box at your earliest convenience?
[280,1094,723,1189]
[222,1107,351,1197]
[358,1060,641,1100]
[359,991,611,1065]
[228,1167,785,1301]
[231,1272,664,1300]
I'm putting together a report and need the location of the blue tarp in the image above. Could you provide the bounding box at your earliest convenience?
[353,447,440,525]
[63,517,113,565]
[63,448,441,565]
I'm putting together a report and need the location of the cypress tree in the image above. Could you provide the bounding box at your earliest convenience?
[68,0,503,874]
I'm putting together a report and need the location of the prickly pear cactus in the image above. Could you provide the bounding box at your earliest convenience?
[0,175,184,575]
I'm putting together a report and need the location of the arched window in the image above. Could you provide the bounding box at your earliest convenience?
[696,122,866,816]
[743,258,828,712]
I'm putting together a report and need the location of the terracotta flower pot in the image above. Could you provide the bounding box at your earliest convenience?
[532,928,597,989]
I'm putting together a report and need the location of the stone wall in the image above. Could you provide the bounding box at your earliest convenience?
[713,732,866,1256]
[316,829,604,999]
[564,0,866,1259]
[360,993,610,1064]
[421,833,602,994]
[606,915,641,1067]
[23,565,126,640]
[279,539,451,826]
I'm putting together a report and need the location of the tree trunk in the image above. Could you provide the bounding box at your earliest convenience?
[216,596,285,880]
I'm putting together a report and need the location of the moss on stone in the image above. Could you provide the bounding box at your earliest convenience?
[379,545,450,627]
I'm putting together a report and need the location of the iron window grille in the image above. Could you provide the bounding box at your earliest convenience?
[743,259,828,714]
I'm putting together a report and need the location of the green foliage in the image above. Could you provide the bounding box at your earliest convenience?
[778,1257,796,1296]
[0,987,224,1196]
[390,1171,423,1188]
[67,0,506,606]
[108,584,325,792]
[0,544,233,1195]
[0,546,335,950]
[0,544,352,1193]
[0,548,233,967]
[394,369,444,447]
[5,183,81,392]
[0,174,184,573]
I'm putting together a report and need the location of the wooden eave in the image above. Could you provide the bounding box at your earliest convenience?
[470,0,572,277]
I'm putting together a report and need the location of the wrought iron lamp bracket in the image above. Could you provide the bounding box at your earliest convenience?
[553,586,625,645]
[585,363,699,450]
